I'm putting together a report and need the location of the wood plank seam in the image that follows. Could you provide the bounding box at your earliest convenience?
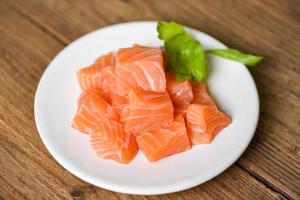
[236,163,292,200]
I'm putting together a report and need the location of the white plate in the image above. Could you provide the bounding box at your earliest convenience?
[34,21,259,195]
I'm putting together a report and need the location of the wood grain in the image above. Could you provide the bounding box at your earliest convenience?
[0,0,299,199]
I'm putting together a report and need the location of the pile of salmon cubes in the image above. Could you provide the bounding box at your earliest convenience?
[72,45,231,164]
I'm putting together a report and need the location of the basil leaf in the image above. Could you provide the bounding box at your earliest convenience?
[157,21,185,42]
[157,21,207,83]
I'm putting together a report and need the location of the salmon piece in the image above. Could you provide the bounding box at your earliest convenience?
[166,72,193,105]
[100,65,128,116]
[121,89,174,135]
[77,53,114,90]
[174,103,190,117]
[115,46,166,96]
[77,88,109,106]
[136,115,190,162]
[72,109,99,134]
[95,52,115,67]
[99,65,116,95]
[112,103,127,117]
[91,118,138,164]
[72,91,118,134]
[192,82,215,105]
[166,72,193,117]
[120,104,129,122]
[100,65,127,104]
[111,90,127,108]
[186,104,231,144]
[77,65,102,91]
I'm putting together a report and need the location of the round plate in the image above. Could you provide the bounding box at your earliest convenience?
[34,21,259,195]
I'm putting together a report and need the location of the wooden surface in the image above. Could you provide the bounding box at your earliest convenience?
[0,0,299,199]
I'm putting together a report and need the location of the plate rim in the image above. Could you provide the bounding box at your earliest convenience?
[34,21,260,195]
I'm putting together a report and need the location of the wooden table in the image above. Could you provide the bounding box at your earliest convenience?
[0,0,299,199]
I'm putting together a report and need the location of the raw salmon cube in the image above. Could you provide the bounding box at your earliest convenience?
[91,118,138,164]
[121,89,174,135]
[186,104,231,144]
[72,90,118,134]
[166,72,193,105]
[115,45,166,95]
[77,53,114,90]
[100,65,127,116]
[136,115,190,162]
[192,82,215,105]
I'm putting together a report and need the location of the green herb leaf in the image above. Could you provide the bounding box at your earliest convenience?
[207,49,263,66]
[157,21,206,83]
[157,21,185,42]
